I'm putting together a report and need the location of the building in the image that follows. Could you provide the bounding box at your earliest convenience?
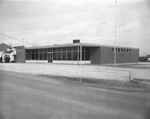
[0,41,139,64]
[0,43,25,63]
[25,40,139,65]
[2,48,16,63]
[147,55,150,62]
[0,43,11,62]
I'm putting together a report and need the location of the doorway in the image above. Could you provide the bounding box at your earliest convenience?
[48,52,53,63]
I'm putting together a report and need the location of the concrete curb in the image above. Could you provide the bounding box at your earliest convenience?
[129,70,150,85]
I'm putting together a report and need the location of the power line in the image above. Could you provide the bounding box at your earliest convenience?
[0,32,39,46]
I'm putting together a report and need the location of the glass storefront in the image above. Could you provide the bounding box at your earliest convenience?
[26,46,90,61]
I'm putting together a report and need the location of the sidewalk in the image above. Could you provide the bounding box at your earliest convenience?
[132,69,150,85]
[0,63,130,81]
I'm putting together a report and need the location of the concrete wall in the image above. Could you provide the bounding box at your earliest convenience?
[90,47,101,64]
[15,46,25,63]
[100,46,139,64]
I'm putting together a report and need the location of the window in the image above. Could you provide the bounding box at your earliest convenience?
[53,53,58,60]
[48,48,52,52]
[53,48,58,52]
[58,53,61,60]
[26,50,32,60]
[124,49,126,52]
[62,48,66,52]
[73,47,77,51]
[62,52,66,60]
[58,48,61,52]
[73,52,77,60]
[39,53,43,60]
[85,52,90,60]
[43,53,47,60]
[67,52,72,60]
[67,47,72,52]
[82,52,85,60]
[121,49,123,52]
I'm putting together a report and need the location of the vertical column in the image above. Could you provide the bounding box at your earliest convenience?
[77,46,79,64]
[38,49,40,60]
[46,49,47,61]
[80,44,82,65]
[71,47,73,63]
[61,48,62,63]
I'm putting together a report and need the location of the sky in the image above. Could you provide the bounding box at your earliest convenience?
[0,0,150,56]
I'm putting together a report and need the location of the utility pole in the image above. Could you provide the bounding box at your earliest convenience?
[114,0,117,67]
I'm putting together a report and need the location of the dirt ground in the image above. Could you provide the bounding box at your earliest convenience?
[0,62,150,82]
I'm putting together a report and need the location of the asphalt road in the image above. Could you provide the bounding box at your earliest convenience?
[0,70,150,119]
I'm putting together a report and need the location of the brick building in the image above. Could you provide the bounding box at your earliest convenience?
[25,40,139,65]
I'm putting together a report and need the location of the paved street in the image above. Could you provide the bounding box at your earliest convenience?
[0,70,150,119]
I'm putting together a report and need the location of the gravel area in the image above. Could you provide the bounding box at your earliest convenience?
[0,63,150,81]
[0,63,130,81]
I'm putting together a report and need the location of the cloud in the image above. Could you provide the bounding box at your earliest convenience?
[58,0,86,6]
[0,0,149,55]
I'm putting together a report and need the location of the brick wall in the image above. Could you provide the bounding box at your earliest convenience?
[90,47,101,64]
[100,47,114,64]
[15,46,25,63]
[100,46,139,64]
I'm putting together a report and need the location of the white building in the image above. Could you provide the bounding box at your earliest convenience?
[2,48,16,63]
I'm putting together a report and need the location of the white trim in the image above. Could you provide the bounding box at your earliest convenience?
[0,52,3,57]
[53,60,91,64]
[26,60,91,64]
[26,60,48,63]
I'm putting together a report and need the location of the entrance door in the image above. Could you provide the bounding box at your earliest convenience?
[48,53,53,63]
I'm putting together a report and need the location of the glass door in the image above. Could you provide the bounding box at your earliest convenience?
[48,52,53,63]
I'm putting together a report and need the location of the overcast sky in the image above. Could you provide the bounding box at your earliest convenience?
[0,0,150,56]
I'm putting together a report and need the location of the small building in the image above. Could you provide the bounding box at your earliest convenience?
[0,43,11,62]
[2,49,16,63]
[147,55,150,62]
[0,43,25,63]
[25,40,139,65]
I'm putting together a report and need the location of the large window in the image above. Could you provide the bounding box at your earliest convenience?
[39,53,43,60]
[26,50,32,60]
[53,53,58,60]
[82,47,90,61]
[62,52,66,60]
[26,49,48,60]
[73,52,77,60]
[26,46,91,61]
[67,52,72,60]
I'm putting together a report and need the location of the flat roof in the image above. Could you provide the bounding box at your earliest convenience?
[25,42,139,50]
